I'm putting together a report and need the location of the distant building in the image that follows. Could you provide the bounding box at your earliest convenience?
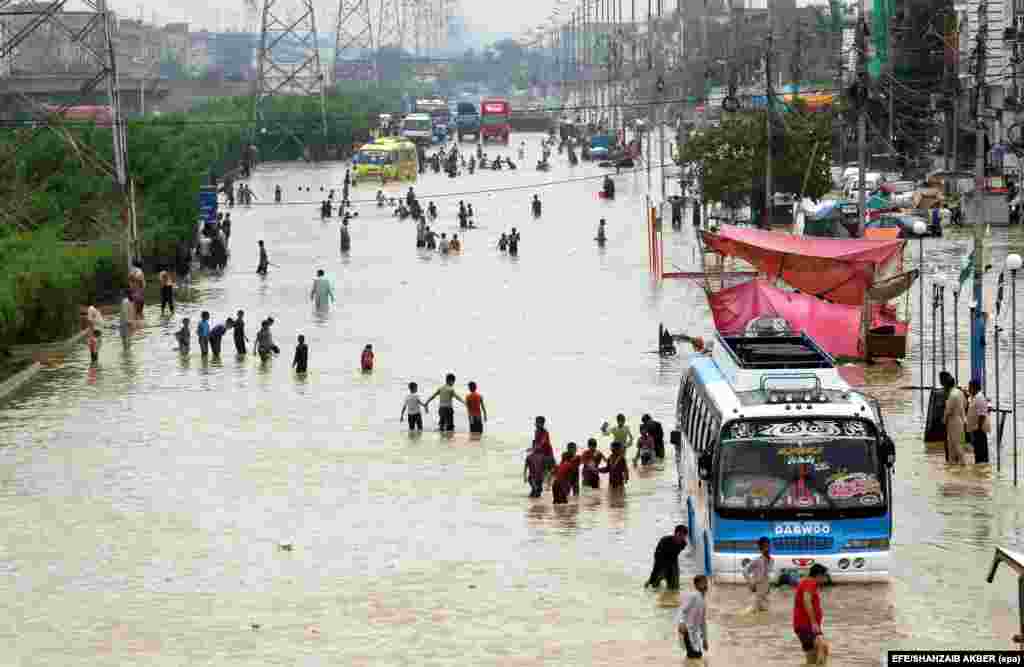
[162,22,190,70]
[3,3,107,75]
[117,19,162,77]
[191,30,257,80]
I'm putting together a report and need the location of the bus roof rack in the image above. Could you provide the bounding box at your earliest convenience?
[718,332,835,370]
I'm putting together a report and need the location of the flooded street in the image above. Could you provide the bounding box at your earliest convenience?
[1,133,1023,665]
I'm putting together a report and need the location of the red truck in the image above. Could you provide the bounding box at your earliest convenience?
[480,98,511,144]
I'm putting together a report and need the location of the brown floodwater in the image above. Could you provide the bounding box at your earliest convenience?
[0,134,1022,665]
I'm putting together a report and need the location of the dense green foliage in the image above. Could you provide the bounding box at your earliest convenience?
[677,107,833,212]
[0,85,405,346]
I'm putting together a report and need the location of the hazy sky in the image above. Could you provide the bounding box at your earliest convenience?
[114,0,550,41]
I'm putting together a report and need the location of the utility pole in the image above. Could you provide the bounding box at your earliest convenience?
[971,0,989,387]
[646,0,652,189]
[657,0,665,203]
[765,3,774,228]
[856,8,867,237]
[832,0,845,165]
[887,15,895,148]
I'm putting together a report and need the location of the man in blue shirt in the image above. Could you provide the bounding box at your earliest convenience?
[197,311,211,357]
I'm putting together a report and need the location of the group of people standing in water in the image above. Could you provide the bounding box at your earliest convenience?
[523,412,667,503]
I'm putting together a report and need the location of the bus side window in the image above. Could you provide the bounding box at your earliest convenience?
[688,395,702,445]
[705,419,718,454]
[694,400,707,452]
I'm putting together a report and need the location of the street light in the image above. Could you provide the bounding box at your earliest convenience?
[937,276,947,372]
[1007,252,1022,486]
[914,219,927,400]
[952,279,961,382]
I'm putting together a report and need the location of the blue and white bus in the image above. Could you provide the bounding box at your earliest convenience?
[671,331,895,583]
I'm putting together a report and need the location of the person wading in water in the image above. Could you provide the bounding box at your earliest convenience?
[257,240,269,275]
[425,373,464,433]
[233,310,248,355]
[644,525,689,590]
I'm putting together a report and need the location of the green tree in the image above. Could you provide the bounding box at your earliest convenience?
[679,108,832,210]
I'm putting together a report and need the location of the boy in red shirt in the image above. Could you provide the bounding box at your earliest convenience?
[599,441,629,490]
[533,416,555,479]
[552,452,576,504]
[580,438,605,489]
[793,563,831,664]
[523,445,547,498]
[360,344,374,372]
[465,381,488,434]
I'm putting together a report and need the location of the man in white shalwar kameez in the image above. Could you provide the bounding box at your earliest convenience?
[310,269,335,310]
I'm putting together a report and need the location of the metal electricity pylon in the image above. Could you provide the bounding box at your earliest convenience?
[0,0,137,265]
[375,0,403,50]
[252,0,328,157]
[334,0,376,83]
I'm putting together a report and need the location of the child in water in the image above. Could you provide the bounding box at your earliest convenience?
[175,318,191,353]
[633,429,655,466]
[86,328,101,364]
[293,334,309,374]
[524,445,547,498]
[360,344,374,372]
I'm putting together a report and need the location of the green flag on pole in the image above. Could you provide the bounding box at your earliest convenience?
[958,251,974,287]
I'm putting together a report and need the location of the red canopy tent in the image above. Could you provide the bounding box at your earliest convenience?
[708,279,908,360]
[701,226,906,306]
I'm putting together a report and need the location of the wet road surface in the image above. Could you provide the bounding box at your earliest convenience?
[0,134,1022,665]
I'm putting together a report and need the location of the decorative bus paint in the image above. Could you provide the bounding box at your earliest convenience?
[352,137,418,182]
[671,331,895,583]
[401,113,433,145]
[480,98,511,143]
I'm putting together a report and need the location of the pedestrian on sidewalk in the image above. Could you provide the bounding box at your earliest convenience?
[196,311,211,357]
[645,525,689,590]
[967,379,991,464]
[676,574,709,660]
[360,344,374,372]
[233,310,248,355]
[793,564,831,665]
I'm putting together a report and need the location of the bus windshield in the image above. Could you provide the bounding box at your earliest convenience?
[356,150,391,165]
[404,118,431,131]
[481,114,507,126]
[717,419,884,514]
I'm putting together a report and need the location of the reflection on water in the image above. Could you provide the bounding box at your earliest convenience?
[0,136,1022,664]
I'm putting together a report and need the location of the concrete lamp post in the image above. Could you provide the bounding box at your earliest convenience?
[914,219,927,397]
[1007,253,1022,486]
